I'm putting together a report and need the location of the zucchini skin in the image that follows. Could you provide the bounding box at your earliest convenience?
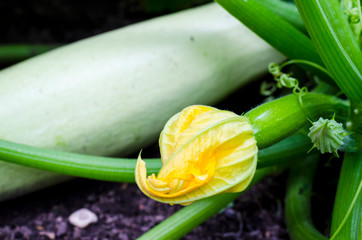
[0,3,283,201]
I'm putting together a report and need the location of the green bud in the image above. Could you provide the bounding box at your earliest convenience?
[308,117,348,157]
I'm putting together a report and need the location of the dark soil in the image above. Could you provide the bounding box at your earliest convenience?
[0,1,336,239]
[0,174,289,240]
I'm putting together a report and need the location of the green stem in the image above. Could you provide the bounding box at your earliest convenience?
[330,181,362,240]
[246,93,349,149]
[0,44,59,63]
[137,167,275,240]
[330,152,362,240]
[0,93,349,181]
[0,140,161,183]
[285,154,328,240]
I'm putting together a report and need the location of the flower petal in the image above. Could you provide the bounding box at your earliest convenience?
[160,105,216,164]
[135,105,258,205]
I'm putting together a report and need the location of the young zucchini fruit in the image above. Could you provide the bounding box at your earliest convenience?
[0,3,283,201]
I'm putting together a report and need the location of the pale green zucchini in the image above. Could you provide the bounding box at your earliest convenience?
[0,3,283,201]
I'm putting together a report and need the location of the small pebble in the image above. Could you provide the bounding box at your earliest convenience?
[39,231,55,240]
[154,215,164,222]
[140,226,150,232]
[121,183,128,190]
[36,225,45,231]
[68,208,98,228]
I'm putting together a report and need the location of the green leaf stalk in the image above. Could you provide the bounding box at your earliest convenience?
[285,154,328,240]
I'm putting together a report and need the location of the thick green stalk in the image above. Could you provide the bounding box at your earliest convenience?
[330,152,362,240]
[295,0,362,105]
[0,141,161,183]
[246,93,349,149]
[137,167,274,240]
[285,154,328,240]
[0,44,58,63]
[215,0,337,87]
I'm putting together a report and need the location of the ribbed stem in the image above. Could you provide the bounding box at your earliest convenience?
[0,140,161,183]
[285,154,328,240]
[330,152,362,240]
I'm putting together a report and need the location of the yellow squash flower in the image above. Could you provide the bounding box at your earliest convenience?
[135,105,258,205]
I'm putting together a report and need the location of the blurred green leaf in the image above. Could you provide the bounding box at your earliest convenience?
[215,0,338,88]
[258,0,306,34]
